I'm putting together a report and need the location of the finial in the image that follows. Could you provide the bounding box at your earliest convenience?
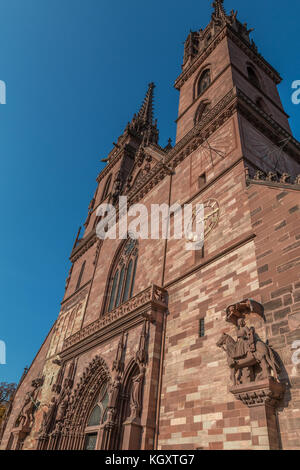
[212,0,227,20]
[165,137,173,151]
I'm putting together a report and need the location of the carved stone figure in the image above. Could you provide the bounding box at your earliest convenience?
[108,375,121,410]
[105,375,121,424]
[135,321,148,366]
[234,318,255,359]
[16,392,36,429]
[217,325,281,385]
[112,332,126,374]
[39,397,57,436]
[14,377,43,438]
[55,396,69,423]
[128,366,146,422]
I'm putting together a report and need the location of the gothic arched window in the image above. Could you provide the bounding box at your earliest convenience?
[197,69,211,96]
[84,381,109,450]
[101,174,112,201]
[105,238,138,313]
[247,65,260,88]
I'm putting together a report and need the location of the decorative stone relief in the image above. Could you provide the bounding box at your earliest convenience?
[217,300,285,411]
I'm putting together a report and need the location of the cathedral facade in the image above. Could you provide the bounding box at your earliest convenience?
[1,0,300,451]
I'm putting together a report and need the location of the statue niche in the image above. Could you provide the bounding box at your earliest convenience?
[127,365,146,423]
[106,374,122,424]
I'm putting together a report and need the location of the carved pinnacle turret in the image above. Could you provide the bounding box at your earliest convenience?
[212,0,227,21]
[181,1,256,69]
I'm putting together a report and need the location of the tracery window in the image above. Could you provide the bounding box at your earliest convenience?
[106,238,138,313]
[83,381,109,450]
[197,69,211,96]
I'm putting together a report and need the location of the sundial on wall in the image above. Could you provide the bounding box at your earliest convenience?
[244,125,294,175]
[194,121,236,171]
[186,198,220,242]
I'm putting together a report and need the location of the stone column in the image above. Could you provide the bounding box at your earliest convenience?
[122,420,143,450]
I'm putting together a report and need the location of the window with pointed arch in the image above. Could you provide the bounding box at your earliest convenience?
[83,380,109,450]
[105,238,138,313]
[247,65,261,89]
[197,69,211,97]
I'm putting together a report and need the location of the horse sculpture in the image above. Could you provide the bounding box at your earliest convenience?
[216,331,280,386]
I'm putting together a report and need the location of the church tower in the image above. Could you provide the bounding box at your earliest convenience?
[1,1,300,451]
[157,0,300,451]
[176,0,299,175]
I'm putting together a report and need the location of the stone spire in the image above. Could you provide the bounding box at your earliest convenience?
[211,0,227,21]
[126,83,159,145]
[137,82,155,127]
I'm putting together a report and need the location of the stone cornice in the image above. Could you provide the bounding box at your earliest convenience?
[60,284,168,357]
[246,177,300,191]
[175,25,281,91]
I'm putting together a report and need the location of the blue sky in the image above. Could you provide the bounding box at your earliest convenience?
[0,0,299,384]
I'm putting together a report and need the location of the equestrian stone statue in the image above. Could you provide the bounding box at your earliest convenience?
[217,319,280,386]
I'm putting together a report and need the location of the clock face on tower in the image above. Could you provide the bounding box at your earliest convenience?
[186,198,220,242]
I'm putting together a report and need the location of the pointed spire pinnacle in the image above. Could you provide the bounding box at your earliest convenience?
[137,82,155,126]
[212,0,227,20]
[126,82,159,145]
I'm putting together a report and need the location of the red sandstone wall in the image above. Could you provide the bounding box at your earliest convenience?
[176,37,233,143]
[227,39,290,133]
[248,183,300,449]
[157,176,300,450]
[159,155,264,449]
